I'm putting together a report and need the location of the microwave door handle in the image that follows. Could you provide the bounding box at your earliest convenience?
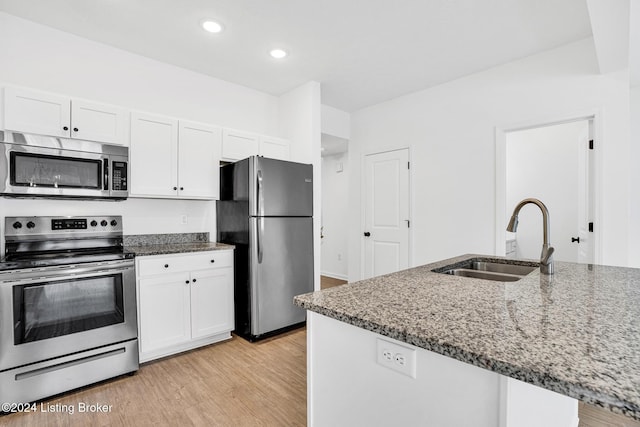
[103,159,109,191]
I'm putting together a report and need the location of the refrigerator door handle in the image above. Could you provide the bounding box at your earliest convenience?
[257,217,263,264]
[257,169,264,216]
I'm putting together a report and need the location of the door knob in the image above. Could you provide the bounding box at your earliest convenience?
[571,237,580,243]
[364,232,371,237]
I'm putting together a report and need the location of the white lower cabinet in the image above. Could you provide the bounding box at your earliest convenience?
[136,250,234,362]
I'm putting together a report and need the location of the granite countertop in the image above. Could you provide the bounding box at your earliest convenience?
[125,241,235,256]
[123,232,234,256]
[294,254,640,421]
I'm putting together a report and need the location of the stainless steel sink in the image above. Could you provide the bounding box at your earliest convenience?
[467,261,537,276]
[432,258,539,282]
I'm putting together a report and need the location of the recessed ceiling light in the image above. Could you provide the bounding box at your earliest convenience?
[269,49,288,59]
[201,20,223,34]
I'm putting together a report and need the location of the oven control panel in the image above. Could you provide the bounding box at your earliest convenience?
[5,216,123,237]
[52,218,87,230]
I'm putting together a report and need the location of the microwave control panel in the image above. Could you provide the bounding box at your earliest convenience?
[112,161,128,191]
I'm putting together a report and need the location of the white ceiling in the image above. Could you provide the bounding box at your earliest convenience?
[0,0,593,112]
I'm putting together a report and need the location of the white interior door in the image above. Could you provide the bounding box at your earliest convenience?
[363,149,409,279]
[505,119,593,263]
[577,123,595,263]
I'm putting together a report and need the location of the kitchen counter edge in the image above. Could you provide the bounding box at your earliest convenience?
[125,242,235,256]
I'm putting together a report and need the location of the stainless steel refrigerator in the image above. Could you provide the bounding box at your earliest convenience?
[217,156,314,341]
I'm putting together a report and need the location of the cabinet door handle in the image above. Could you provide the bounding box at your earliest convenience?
[173,187,177,191]
[63,126,69,131]
[164,264,169,268]
[185,280,189,284]
[192,278,197,283]
[210,259,215,263]
[180,187,184,191]
[73,127,78,132]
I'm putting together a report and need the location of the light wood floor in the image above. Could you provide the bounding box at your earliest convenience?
[2,325,637,426]
[1,329,306,427]
[580,402,640,427]
[320,275,347,289]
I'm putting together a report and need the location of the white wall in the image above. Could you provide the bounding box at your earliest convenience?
[505,121,588,262]
[0,13,279,134]
[349,38,631,280]
[0,12,280,240]
[321,153,349,279]
[278,82,322,290]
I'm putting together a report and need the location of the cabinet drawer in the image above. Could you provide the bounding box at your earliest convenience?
[137,250,233,277]
[137,255,187,276]
[185,250,233,270]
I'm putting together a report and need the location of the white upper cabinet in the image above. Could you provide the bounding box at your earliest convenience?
[178,120,222,200]
[222,128,290,161]
[70,99,127,145]
[130,112,221,200]
[222,128,259,161]
[3,87,70,137]
[2,86,127,145]
[130,112,179,198]
[259,135,290,161]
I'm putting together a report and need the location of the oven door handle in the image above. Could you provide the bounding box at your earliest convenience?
[0,264,134,285]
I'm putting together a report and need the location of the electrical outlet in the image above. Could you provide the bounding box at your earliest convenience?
[181,215,188,224]
[376,338,417,378]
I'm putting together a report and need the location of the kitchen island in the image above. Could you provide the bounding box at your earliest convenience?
[294,254,640,427]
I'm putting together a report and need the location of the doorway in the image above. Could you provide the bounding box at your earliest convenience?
[502,119,596,263]
[320,134,349,284]
[362,148,410,278]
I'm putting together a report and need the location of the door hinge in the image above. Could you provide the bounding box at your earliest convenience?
[407,161,410,169]
[589,140,594,150]
[588,222,594,232]
[404,219,410,228]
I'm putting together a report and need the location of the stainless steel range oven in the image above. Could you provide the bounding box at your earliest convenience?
[0,216,138,404]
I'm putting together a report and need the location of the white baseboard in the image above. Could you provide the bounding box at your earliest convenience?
[320,271,348,281]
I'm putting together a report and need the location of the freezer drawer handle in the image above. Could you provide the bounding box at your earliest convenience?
[257,217,264,264]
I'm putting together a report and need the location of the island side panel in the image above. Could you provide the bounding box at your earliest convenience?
[308,311,580,427]
[308,312,501,427]
[500,376,579,427]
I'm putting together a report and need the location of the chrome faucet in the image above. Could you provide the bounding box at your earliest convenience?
[506,198,554,274]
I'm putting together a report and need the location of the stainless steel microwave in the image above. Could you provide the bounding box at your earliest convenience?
[0,131,128,200]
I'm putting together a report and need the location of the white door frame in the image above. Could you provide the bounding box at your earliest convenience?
[495,110,603,264]
[360,147,412,279]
